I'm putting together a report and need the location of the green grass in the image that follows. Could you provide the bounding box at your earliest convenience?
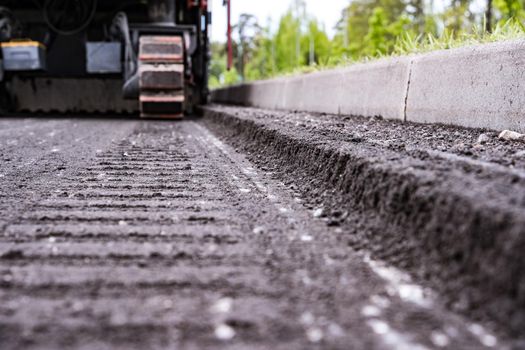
[272,20,524,78]
[322,19,525,70]
[215,19,525,86]
[392,19,525,55]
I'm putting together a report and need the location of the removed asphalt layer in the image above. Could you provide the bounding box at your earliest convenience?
[201,105,525,342]
[0,115,522,349]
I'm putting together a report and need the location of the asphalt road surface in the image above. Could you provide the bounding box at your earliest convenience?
[0,116,513,349]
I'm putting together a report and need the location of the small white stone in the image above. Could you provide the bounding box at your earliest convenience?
[252,226,265,235]
[214,323,235,340]
[431,331,450,347]
[480,334,497,347]
[476,133,490,144]
[367,319,390,335]
[498,130,524,141]
[300,234,313,242]
[302,275,313,285]
[211,297,233,314]
[306,327,324,343]
[361,305,381,317]
[118,220,128,226]
[313,208,324,218]
[299,312,315,325]
[468,323,497,347]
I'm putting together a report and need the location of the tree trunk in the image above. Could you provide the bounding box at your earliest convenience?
[485,0,493,32]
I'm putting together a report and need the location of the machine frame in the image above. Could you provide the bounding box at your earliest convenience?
[0,0,211,116]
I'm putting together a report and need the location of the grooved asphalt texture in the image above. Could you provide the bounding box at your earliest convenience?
[0,116,511,349]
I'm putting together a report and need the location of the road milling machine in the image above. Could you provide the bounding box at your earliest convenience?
[0,0,211,117]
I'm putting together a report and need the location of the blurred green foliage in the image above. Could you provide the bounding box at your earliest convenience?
[209,0,525,87]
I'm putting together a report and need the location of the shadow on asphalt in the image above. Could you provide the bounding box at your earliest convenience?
[0,112,203,122]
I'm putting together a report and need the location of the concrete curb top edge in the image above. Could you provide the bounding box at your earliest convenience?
[211,38,525,133]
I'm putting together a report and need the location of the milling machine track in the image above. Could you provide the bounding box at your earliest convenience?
[138,35,186,118]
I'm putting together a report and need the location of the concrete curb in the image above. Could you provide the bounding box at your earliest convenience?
[407,40,525,132]
[211,39,525,132]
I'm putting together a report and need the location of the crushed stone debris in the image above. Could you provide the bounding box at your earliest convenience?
[498,130,525,141]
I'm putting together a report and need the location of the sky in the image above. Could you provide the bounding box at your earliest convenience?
[210,0,350,42]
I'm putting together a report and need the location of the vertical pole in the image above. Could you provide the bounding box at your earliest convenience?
[272,39,276,73]
[296,28,300,67]
[343,8,348,48]
[227,0,233,70]
[294,0,300,68]
[309,34,314,66]
[485,0,493,32]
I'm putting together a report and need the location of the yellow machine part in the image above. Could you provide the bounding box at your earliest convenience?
[1,40,46,50]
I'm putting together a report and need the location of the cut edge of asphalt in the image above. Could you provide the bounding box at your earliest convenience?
[200,105,525,343]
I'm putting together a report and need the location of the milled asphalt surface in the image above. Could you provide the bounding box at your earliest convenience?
[0,115,517,349]
[202,104,525,343]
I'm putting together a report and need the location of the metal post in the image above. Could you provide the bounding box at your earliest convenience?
[226,0,233,70]
[295,2,301,67]
[485,0,493,32]
[309,34,314,66]
[343,6,348,48]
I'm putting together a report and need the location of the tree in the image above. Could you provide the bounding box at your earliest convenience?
[245,26,275,80]
[273,11,302,71]
[210,0,509,87]
[233,13,261,81]
[302,19,332,66]
[336,0,407,58]
[209,42,227,88]
[405,0,426,32]
[442,0,473,32]
[365,7,410,56]
[365,7,390,55]
[494,0,525,20]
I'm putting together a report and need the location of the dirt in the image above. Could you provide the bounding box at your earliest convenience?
[201,104,525,342]
[1,116,519,349]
